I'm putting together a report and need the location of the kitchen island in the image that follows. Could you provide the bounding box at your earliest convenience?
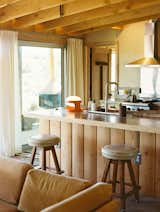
[25,108,160,197]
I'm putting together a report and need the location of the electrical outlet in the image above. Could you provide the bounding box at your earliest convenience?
[134,153,141,165]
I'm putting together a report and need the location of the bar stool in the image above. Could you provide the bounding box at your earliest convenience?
[29,134,63,174]
[101,144,140,210]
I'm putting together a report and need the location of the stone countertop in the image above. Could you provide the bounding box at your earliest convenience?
[24,108,160,134]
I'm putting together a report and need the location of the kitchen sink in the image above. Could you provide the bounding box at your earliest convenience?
[88,110,120,116]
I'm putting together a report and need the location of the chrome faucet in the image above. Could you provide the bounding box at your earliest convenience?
[105,82,118,112]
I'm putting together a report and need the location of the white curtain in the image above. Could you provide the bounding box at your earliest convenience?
[0,31,18,156]
[66,38,84,103]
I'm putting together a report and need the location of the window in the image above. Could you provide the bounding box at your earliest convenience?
[19,42,64,131]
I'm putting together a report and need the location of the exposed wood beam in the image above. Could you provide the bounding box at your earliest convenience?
[18,31,66,46]
[73,22,139,36]
[55,3,160,35]
[1,0,126,29]
[0,0,75,23]
[0,0,160,38]
[73,15,159,36]
[36,0,160,32]
[13,7,60,28]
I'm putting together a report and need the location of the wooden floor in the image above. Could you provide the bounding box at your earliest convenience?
[127,196,160,212]
[13,153,160,212]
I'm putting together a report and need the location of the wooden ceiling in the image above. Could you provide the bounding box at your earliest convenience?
[0,0,160,37]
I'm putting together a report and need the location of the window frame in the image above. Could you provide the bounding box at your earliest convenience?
[18,40,65,131]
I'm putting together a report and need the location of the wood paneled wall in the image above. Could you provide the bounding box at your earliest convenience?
[41,119,160,197]
[72,123,84,178]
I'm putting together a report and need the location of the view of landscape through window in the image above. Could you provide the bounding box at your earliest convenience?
[20,46,62,113]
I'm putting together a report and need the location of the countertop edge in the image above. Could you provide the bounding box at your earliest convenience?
[24,110,160,134]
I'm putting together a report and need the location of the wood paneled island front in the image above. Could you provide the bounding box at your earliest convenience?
[26,108,160,197]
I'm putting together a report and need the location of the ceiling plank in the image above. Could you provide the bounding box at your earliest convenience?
[2,0,126,29]
[62,0,123,15]
[71,15,160,36]
[0,0,160,37]
[0,0,76,23]
[0,0,18,7]
[73,21,144,36]
[13,7,60,28]
[55,3,160,35]
[36,0,160,32]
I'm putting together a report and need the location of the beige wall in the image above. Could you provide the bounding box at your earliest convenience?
[85,28,119,46]
[118,22,144,87]
[85,21,145,88]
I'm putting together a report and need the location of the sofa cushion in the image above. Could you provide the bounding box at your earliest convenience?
[0,157,32,205]
[41,183,112,212]
[18,169,91,212]
[0,199,18,212]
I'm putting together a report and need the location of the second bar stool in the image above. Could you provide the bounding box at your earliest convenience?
[101,144,140,210]
[29,134,63,174]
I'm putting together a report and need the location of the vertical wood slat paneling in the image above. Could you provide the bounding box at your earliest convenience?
[139,132,156,196]
[125,131,140,184]
[72,123,84,178]
[50,120,61,169]
[110,128,125,145]
[61,121,72,176]
[39,119,50,167]
[97,127,110,181]
[39,119,50,134]
[38,119,159,197]
[84,125,97,183]
[155,134,160,197]
[110,128,125,192]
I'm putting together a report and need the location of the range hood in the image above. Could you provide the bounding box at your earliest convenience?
[125,22,160,68]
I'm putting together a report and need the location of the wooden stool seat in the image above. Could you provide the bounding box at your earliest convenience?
[29,134,60,147]
[29,134,63,174]
[102,144,140,211]
[102,144,138,160]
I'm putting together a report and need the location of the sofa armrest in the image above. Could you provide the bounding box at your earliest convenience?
[41,183,114,212]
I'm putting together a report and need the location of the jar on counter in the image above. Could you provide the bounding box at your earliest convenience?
[87,98,92,111]
[91,100,97,111]
[119,104,126,117]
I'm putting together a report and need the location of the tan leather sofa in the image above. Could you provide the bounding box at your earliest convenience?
[0,157,119,212]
